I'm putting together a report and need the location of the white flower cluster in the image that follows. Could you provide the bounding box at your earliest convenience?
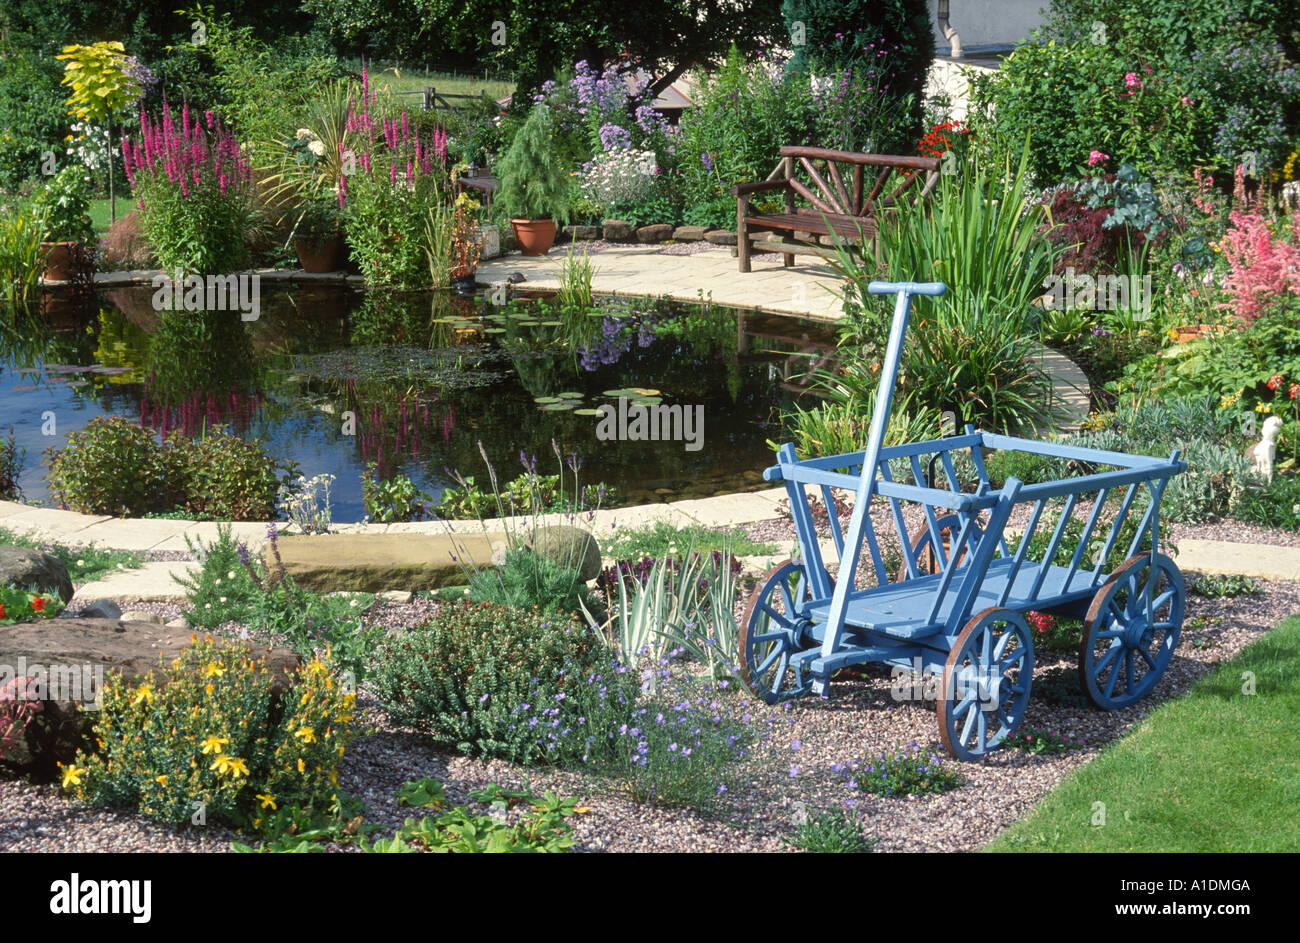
[66,121,110,172]
[581,148,658,210]
[278,473,336,535]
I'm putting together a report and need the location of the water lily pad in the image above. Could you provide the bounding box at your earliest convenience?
[533,396,561,404]
[556,391,584,399]
[540,402,576,411]
[573,408,603,416]
[603,388,642,397]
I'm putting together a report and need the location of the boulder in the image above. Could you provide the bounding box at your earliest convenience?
[705,230,738,246]
[0,618,299,780]
[636,224,673,243]
[78,599,122,620]
[270,532,499,593]
[565,225,600,242]
[673,226,709,242]
[602,219,635,242]
[0,547,74,603]
[524,526,602,582]
[119,610,163,624]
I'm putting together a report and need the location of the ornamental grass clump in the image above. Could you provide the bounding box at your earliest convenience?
[63,637,355,830]
[123,103,258,275]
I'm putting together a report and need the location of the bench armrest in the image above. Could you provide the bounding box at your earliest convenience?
[731,180,792,197]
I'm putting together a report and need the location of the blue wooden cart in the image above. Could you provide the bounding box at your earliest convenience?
[739,281,1188,760]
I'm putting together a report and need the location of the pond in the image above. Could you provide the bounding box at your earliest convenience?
[0,286,838,521]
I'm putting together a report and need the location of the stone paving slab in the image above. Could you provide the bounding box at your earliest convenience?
[669,493,788,527]
[149,521,274,553]
[0,506,113,540]
[72,561,198,602]
[1174,539,1300,582]
[70,517,194,551]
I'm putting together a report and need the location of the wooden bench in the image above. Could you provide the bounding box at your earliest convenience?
[731,147,941,272]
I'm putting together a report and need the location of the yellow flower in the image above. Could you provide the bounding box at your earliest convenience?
[200,735,229,755]
[202,663,226,678]
[131,683,155,707]
[155,774,168,786]
[295,727,316,743]
[1256,402,1272,414]
[297,758,306,773]
[256,793,278,810]
[60,763,84,789]
[211,755,249,778]
[205,682,214,695]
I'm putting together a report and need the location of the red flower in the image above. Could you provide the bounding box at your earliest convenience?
[1026,611,1056,633]
[31,596,45,613]
[1267,373,1284,390]
[0,603,6,619]
[1290,382,1299,400]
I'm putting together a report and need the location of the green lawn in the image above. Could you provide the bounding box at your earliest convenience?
[987,614,1300,852]
[347,61,514,103]
[88,197,118,235]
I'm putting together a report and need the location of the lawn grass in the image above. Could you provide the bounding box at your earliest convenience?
[344,60,514,103]
[0,524,143,584]
[986,614,1300,852]
[602,520,777,561]
[88,197,119,236]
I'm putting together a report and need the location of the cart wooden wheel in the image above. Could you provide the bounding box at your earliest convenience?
[897,514,979,581]
[1080,553,1184,710]
[739,560,817,704]
[938,607,1034,761]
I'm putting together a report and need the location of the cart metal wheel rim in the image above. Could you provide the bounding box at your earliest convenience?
[938,607,1034,761]
[897,514,980,582]
[1080,552,1184,710]
[739,559,816,704]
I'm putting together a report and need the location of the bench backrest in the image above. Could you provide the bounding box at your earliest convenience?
[769,147,941,220]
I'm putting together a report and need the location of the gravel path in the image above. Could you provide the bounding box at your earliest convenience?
[4,507,1299,853]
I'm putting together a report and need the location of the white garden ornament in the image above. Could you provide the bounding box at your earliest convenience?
[1252,415,1284,484]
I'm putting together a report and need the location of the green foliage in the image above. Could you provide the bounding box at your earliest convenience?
[164,426,285,521]
[0,45,67,191]
[603,521,775,560]
[1190,572,1263,598]
[494,105,575,223]
[0,525,144,584]
[66,638,354,830]
[174,524,380,683]
[1002,725,1088,755]
[32,167,95,245]
[361,462,431,523]
[468,547,595,616]
[56,41,138,126]
[0,426,23,500]
[1234,474,1300,531]
[45,417,287,520]
[344,169,444,289]
[781,0,934,142]
[785,807,877,853]
[832,150,1057,432]
[45,416,168,516]
[0,199,48,303]
[984,449,1068,488]
[0,586,64,624]
[842,743,964,797]
[372,600,625,763]
[1032,665,1094,707]
[364,780,580,853]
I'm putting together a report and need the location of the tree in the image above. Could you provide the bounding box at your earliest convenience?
[56,41,141,222]
[303,0,787,100]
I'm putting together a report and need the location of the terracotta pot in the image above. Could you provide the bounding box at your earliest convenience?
[40,241,86,281]
[510,218,556,256]
[294,235,345,273]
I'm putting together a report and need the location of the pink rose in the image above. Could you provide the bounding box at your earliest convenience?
[1088,150,1110,166]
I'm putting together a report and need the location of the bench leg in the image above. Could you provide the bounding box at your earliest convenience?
[782,234,794,268]
[737,202,751,273]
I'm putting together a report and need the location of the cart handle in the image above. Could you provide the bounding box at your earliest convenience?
[867,281,948,297]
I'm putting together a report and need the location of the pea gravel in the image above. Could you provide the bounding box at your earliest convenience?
[3,541,1297,853]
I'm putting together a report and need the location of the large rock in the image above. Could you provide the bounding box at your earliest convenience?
[636,223,673,243]
[0,618,299,780]
[524,526,601,582]
[271,532,498,593]
[705,229,738,246]
[602,219,635,242]
[565,225,600,242]
[0,547,74,603]
[673,225,709,242]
